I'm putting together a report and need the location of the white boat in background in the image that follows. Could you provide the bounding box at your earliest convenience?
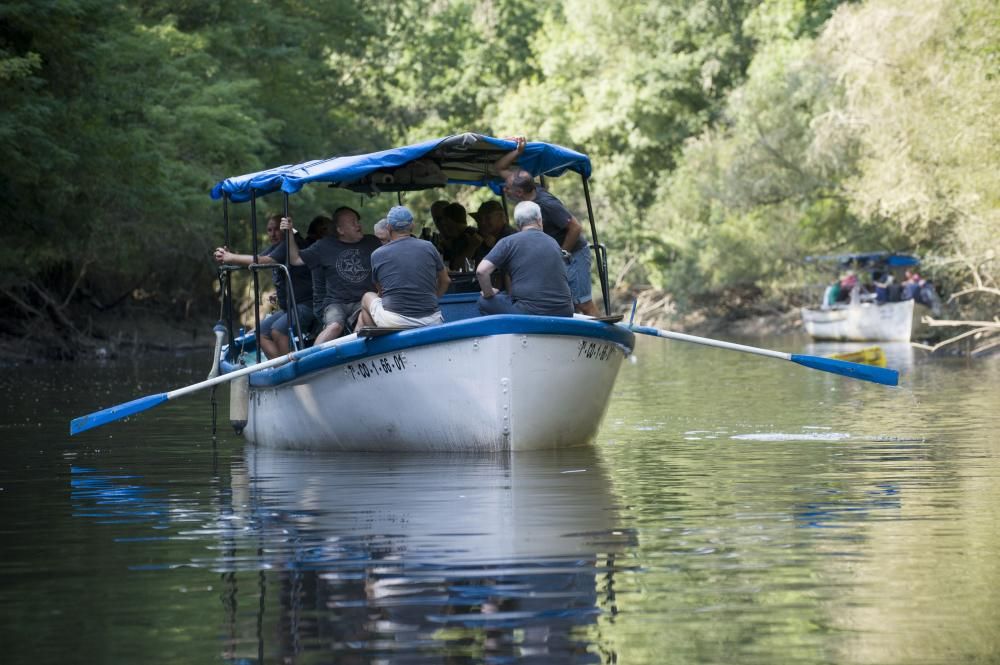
[800,251,942,342]
[801,299,915,342]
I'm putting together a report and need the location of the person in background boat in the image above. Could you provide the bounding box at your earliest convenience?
[373,218,390,245]
[436,202,482,271]
[902,268,943,315]
[476,201,574,317]
[471,200,516,264]
[214,213,315,358]
[356,205,450,329]
[873,270,893,304]
[495,136,600,316]
[902,269,923,301]
[281,206,381,345]
[838,270,859,304]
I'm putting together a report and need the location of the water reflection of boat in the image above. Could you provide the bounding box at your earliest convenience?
[804,341,915,373]
[221,446,631,663]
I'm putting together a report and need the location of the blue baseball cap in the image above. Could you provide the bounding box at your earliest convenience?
[386,205,414,230]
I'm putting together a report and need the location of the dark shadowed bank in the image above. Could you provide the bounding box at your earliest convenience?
[0,306,220,365]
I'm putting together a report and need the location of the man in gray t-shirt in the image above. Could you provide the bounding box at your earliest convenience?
[494,137,600,317]
[357,206,451,329]
[476,201,574,317]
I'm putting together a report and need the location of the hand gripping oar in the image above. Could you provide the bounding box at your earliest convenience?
[628,325,899,386]
[70,341,338,435]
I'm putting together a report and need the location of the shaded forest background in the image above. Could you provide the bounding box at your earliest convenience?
[1,0,997,357]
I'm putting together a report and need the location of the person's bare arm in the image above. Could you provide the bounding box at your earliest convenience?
[493,136,526,179]
[214,247,276,266]
[476,259,497,299]
[436,267,452,297]
[562,216,583,252]
[279,218,306,266]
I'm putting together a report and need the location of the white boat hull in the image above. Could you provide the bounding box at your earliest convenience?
[239,321,631,452]
[801,299,914,342]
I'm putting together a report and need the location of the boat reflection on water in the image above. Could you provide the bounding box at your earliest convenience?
[221,445,633,664]
[803,341,915,374]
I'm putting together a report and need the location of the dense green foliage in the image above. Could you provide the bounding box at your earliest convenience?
[1,0,996,352]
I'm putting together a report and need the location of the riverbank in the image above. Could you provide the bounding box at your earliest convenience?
[0,307,220,365]
[1,297,799,362]
[1,297,992,365]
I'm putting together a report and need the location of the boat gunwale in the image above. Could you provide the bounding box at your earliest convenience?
[221,315,635,388]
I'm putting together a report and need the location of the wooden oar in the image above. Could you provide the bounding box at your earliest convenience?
[628,325,898,386]
[70,340,339,436]
[828,346,887,367]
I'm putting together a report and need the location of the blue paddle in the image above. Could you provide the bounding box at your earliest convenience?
[627,324,899,386]
[70,339,341,435]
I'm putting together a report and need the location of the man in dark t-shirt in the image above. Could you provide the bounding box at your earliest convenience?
[476,201,573,317]
[291,207,380,344]
[357,206,451,329]
[494,137,600,316]
[472,200,516,264]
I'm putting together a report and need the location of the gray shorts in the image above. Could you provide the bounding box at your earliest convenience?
[322,301,362,329]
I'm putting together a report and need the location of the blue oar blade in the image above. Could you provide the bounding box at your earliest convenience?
[70,393,170,435]
[790,354,899,386]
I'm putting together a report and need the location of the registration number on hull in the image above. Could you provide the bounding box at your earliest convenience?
[577,340,617,361]
[346,353,407,380]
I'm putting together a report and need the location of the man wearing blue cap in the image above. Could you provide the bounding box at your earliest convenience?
[357,205,451,329]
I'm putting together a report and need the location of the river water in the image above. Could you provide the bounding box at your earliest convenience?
[1,335,998,664]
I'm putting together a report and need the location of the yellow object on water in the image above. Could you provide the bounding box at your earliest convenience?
[828,346,887,367]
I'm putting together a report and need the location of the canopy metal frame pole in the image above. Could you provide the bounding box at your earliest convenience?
[282,193,302,352]
[250,189,262,364]
[222,193,236,353]
[582,176,611,315]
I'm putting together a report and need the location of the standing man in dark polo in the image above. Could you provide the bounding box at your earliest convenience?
[476,201,573,317]
[494,137,600,316]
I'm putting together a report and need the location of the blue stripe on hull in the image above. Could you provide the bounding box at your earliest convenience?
[220,315,634,388]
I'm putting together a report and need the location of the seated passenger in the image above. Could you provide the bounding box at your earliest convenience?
[873,271,893,304]
[214,213,315,358]
[475,200,574,317]
[373,218,390,245]
[427,199,449,245]
[472,200,516,264]
[283,207,381,345]
[838,271,859,303]
[357,206,451,329]
[305,215,334,323]
[437,202,482,271]
[902,269,922,301]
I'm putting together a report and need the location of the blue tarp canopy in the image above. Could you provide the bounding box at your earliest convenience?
[806,252,920,269]
[210,133,592,203]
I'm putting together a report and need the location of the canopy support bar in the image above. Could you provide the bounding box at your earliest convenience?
[582,177,611,315]
[250,189,262,364]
